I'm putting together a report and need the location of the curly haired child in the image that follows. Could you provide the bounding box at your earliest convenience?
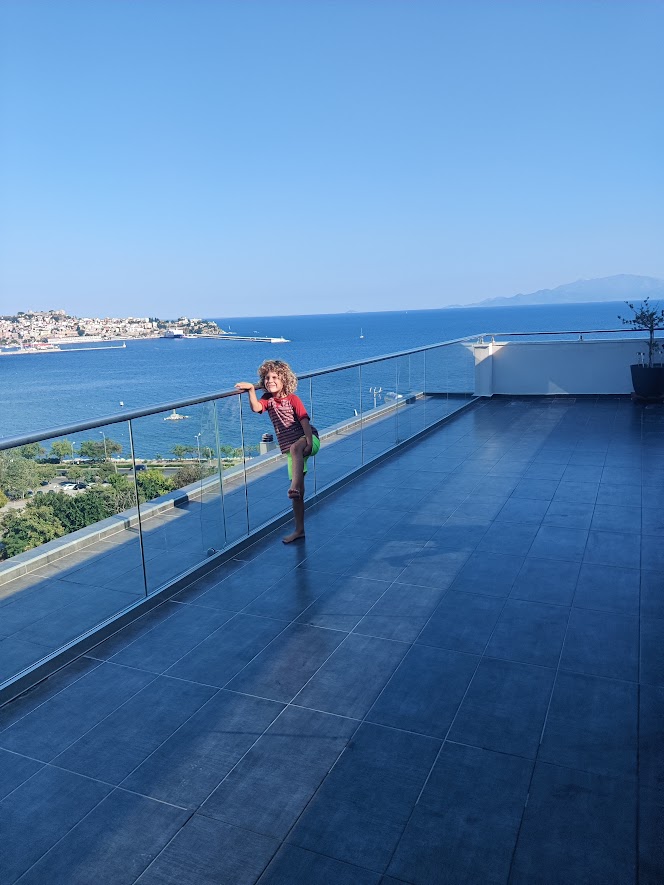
[236,360,320,543]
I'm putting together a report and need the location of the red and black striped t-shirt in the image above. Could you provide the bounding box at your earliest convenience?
[258,393,317,453]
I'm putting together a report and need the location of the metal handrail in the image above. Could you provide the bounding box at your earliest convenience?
[0,334,478,449]
[0,327,651,451]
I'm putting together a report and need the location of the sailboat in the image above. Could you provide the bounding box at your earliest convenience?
[359,328,364,339]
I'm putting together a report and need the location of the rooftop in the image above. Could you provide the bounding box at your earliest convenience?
[0,394,662,883]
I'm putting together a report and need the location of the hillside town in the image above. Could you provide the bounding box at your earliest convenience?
[0,309,223,346]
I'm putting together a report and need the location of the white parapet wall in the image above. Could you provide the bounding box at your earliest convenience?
[472,338,658,396]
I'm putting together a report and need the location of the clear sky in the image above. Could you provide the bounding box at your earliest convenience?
[1,0,662,318]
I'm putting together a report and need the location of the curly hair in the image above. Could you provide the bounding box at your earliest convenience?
[257,359,298,396]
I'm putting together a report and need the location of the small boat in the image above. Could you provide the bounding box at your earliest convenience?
[359,328,364,339]
[163,409,190,421]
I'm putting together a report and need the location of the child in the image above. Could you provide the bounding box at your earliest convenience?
[235,360,320,544]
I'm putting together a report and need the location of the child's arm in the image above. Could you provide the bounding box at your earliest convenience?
[300,416,314,455]
[234,382,264,413]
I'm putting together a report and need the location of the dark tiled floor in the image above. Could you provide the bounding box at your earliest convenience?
[0,395,662,883]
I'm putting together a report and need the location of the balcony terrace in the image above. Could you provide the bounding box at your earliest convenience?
[0,336,662,883]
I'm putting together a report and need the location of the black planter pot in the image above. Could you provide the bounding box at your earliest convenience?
[630,364,664,399]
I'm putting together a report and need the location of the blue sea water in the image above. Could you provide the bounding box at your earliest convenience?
[0,302,629,451]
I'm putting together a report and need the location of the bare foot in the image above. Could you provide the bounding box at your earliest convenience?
[287,488,301,499]
[282,531,305,544]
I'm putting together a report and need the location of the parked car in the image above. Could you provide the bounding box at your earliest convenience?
[73,482,88,490]
[39,480,49,486]
[134,464,147,472]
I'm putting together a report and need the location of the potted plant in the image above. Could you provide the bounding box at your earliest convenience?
[619,297,664,399]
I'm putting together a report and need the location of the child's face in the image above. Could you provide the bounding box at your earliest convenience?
[264,370,285,397]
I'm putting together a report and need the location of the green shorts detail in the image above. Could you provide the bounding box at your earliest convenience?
[287,435,320,480]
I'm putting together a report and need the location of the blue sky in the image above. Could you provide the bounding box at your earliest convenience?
[1,0,662,318]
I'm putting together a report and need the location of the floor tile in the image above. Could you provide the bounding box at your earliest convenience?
[510,762,636,885]
[287,722,440,873]
[528,524,588,562]
[639,684,664,803]
[353,582,445,641]
[573,562,640,615]
[166,614,286,688]
[639,792,664,885]
[0,748,43,801]
[551,481,599,504]
[17,787,189,885]
[367,643,479,738]
[225,622,346,703]
[510,556,579,606]
[641,535,664,571]
[448,657,555,758]
[202,706,356,839]
[591,503,641,534]
[510,478,560,501]
[582,530,641,569]
[387,743,532,885]
[53,675,216,783]
[108,604,234,673]
[136,814,279,885]
[427,517,489,551]
[641,618,664,686]
[561,607,639,681]
[121,690,283,807]
[393,547,470,590]
[542,499,594,530]
[242,568,341,621]
[0,765,111,883]
[0,661,154,761]
[449,550,524,597]
[485,599,569,668]
[417,591,504,654]
[476,522,539,557]
[294,633,408,718]
[539,670,637,778]
[296,576,390,631]
[641,569,664,619]
[259,844,381,884]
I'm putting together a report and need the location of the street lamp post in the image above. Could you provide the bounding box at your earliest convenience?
[195,433,202,471]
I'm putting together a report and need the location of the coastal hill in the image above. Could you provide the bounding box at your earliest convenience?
[468,274,664,308]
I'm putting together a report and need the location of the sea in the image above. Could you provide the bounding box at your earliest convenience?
[0,301,629,456]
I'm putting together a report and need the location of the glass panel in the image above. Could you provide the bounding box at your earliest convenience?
[393,352,426,444]
[216,392,251,546]
[309,366,362,493]
[0,422,142,685]
[360,356,399,462]
[231,392,285,537]
[130,401,224,595]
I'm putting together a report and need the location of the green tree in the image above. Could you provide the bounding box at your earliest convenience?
[0,451,40,498]
[0,489,8,508]
[171,464,202,488]
[172,444,196,460]
[105,474,137,512]
[51,440,76,461]
[0,507,65,557]
[17,443,46,459]
[136,469,173,502]
[79,438,123,460]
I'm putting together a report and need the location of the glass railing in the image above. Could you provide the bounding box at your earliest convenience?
[3,327,629,694]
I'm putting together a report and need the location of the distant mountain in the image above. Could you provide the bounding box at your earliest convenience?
[469,275,664,307]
